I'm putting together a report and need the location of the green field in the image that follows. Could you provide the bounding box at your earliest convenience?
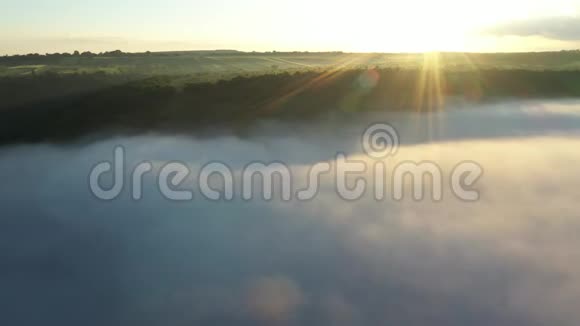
[2,50,580,78]
[2,50,580,145]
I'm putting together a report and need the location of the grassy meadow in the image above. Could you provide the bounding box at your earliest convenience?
[2,50,580,144]
[3,50,580,77]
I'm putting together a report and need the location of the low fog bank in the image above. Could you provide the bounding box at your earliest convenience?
[2,100,580,325]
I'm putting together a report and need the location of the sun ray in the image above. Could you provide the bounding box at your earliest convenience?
[412,52,448,142]
[261,54,375,113]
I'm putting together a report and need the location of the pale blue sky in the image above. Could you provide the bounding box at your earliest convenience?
[1,0,579,54]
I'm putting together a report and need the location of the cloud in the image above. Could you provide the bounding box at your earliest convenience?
[2,100,580,325]
[484,16,580,41]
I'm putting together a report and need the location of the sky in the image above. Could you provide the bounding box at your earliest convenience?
[1,0,580,54]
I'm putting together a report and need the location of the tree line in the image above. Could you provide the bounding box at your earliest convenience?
[1,67,580,145]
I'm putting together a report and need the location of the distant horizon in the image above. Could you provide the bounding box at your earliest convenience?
[3,48,580,57]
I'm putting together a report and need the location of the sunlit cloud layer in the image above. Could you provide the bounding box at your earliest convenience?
[2,100,580,325]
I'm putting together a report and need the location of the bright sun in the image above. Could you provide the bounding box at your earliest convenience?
[338,2,484,53]
[335,0,578,53]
